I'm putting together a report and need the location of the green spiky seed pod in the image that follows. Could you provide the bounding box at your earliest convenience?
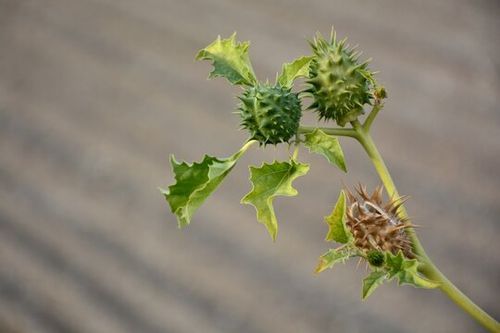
[367,250,385,267]
[345,185,415,259]
[305,32,375,126]
[238,83,302,145]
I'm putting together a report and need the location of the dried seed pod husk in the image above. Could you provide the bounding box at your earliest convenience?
[345,185,415,258]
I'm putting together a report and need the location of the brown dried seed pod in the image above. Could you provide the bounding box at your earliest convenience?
[345,185,415,258]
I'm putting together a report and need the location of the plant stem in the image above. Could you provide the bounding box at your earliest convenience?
[362,102,383,132]
[298,126,357,138]
[350,119,500,333]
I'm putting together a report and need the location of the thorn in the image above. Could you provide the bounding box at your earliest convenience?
[351,220,364,229]
[389,196,410,214]
[329,26,336,44]
[355,257,363,270]
[388,225,407,233]
[399,216,411,224]
[342,183,356,203]
[372,185,384,204]
[385,195,409,213]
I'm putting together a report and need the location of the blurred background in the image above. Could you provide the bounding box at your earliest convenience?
[0,0,499,332]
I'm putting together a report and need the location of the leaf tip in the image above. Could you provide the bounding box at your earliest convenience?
[266,223,278,242]
[176,214,190,229]
[169,154,179,166]
[315,261,326,274]
[159,186,169,196]
[194,50,204,61]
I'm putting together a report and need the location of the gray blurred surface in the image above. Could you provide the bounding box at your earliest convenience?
[0,0,499,332]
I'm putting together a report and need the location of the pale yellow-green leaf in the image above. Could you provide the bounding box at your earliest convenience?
[196,33,257,86]
[241,160,309,240]
[386,251,440,289]
[362,271,387,299]
[277,56,313,87]
[325,190,352,243]
[304,128,347,172]
[162,141,256,227]
[315,247,354,273]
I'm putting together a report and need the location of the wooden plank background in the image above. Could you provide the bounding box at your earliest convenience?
[0,0,499,332]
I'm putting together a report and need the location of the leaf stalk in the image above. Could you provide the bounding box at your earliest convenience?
[298,126,357,138]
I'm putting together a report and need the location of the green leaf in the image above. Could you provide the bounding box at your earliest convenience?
[315,247,354,273]
[304,128,347,172]
[325,191,352,243]
[385,252,440,289]
[196,33,257,86]
[241,159,309,240]
[162,141,256,227]
[362,271,388,299]
[277,56,314,88]
[385,251,405,274]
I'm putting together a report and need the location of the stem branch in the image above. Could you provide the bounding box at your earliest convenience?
[362,102,383,132]
[298,126,358,138]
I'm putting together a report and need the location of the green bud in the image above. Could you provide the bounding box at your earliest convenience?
[238,84,302,145]
[367,250,385,267]
[306,32,376,126]
[375,86,387,100]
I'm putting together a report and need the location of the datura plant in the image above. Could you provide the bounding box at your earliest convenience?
[161,31,499,332]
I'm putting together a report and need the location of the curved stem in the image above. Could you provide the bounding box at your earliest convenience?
[350,120,500,332]
[298,125,358,138]
[362,102,383,132]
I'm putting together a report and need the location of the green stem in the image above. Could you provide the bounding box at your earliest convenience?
[362,102,383,132]
[350,119,500,332]
[298,126,357,138]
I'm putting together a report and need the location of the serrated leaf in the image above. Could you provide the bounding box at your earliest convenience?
[241,159,309,240]
[277,56,314,88]
[325,190,352,243]
[362,271,388,299]
[162,141,256,227]
[315,247,354,273]
[196,33,257,86]
[385,251,405,274]
[304,129,347,172]
[385,252,439,289]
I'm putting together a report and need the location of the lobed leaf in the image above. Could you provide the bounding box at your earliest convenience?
[315,247,355,273]
[362,271,388,299]
[162,141,256,227]
[277,56,314,88]
[196,33,257,86]
[385,252,439,289]
[241,160,309,240]
[304,129,347,172]
[325,190,353,243]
